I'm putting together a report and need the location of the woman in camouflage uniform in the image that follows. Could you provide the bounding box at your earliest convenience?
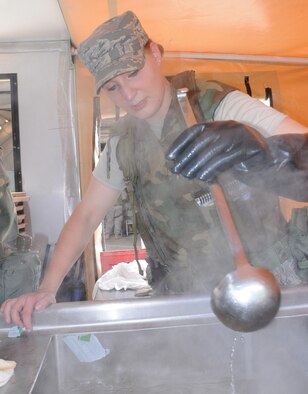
[2,11,307,331]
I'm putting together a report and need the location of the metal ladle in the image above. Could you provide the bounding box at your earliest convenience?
[209,183,281,332]
[176,88,281,332]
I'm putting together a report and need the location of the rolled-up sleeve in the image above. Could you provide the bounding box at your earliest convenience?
[214,90,287,137]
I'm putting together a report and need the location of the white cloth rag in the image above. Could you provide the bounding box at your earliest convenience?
[92,260,151,299]
[0,359,16,387]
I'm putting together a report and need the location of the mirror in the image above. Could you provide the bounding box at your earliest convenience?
[0,73,22,192]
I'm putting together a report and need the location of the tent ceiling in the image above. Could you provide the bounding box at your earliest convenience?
[1,0,307,59]
[56,0,308,125]
[1,1,307,123]
[58,0,308,59]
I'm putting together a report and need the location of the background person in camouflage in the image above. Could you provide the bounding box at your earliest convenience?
[104,204,123,239]
[1,10,307,331]
[104,190,127,239]
[0,148,41,304]
[0,147,18,258]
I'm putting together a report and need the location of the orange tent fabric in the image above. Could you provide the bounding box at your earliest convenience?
[59,0,308,124]
[60,0,308,58]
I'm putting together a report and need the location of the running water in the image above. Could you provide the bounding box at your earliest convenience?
[229,334,244,394]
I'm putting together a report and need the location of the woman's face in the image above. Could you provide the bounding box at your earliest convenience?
[102,43,171,122]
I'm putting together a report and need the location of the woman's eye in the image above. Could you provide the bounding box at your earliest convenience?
[128,70,139,78]
[106,84,117,92]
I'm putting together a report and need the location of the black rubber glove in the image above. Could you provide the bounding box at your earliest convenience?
[234,133,308,201]
[166,120,267,182]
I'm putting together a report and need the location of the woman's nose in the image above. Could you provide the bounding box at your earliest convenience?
[120,83,136,101]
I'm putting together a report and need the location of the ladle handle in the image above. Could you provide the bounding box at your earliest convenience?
[176,87,250,269]
[209,183,250,269]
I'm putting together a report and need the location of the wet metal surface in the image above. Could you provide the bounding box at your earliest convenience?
[1,287,308,393]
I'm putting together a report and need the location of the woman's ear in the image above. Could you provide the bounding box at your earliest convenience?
[149,41,162,64]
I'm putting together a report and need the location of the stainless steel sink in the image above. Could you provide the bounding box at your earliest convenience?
[1,287,308,394]
[30,326,253,394]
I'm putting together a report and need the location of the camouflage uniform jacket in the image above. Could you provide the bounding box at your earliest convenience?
[114,71,290,294]
[0,148,18,257]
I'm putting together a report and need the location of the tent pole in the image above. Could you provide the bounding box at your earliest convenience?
[164,52,308,65]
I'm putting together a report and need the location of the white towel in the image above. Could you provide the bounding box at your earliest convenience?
[92,260,151,299]
[0,359,16,387]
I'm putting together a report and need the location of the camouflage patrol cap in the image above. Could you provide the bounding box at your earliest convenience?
[78,11,149,93]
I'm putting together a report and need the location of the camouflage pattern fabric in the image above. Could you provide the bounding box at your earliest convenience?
[115,73,291,294]
[104,204,124,238]
[0,148,42,303]
[0,148,18,257]
[0,251,41,304]
[288,206,308,280]
[78,11,149,93]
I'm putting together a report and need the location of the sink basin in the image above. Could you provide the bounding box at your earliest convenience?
[30,307,308,394]
[30,325,253,394]
[1,287,308,394]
